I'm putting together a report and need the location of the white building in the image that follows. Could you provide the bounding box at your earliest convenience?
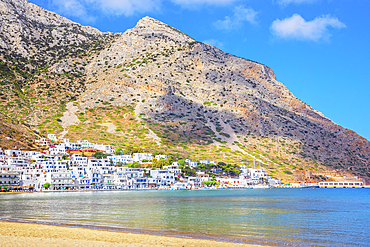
[70,154,88,167]
[22,151,41,158]
[76,177,91,189]
[134,177,149,189]
[5,150,23,157]
[239,166,269,184]
[87,158,114,174]
[20,168,45,190]
[0,170,20,187]
[133,153,153,163]
[62,139,81,150]
[102,174,115,189]
[163,164,182,175]
[95,144,114,154]
[113,168,129,189]
[77,140,95,149]
[6,157,30,170]
[107,155,133,165]
[187,176,202,188]
[185,159,198,168]
[71,166,86,178]
[267,178,281,186]
[88,169,103,188]
[150,169,175,186]
[49,146,68,155]
[199,160,216,165]
[40,171,74,190]
[36,156,70,173]
[35,138,51,147]
[126,168,144,179]
[219,177,246,188]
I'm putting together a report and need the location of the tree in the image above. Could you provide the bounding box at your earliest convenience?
[218,162,227,169]
[115,148,123,155]
[203,181,219,186]
[178,159,186,167]
[157,158,170,169]
[130,162,141,168]
[93,151,110,159]
[151,158,158,168]
[43,182,51,190]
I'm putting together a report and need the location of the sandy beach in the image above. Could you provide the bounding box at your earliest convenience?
[0,221,266,247]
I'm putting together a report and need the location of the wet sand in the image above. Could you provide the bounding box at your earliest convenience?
[0,221,266,247]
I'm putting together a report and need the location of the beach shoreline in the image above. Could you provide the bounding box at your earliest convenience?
[0,220,268,247]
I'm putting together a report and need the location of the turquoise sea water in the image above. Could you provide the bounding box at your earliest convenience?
[0,188,369,246]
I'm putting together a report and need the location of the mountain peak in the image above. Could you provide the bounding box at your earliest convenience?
[135,16,163,27]
[132,16,195,43]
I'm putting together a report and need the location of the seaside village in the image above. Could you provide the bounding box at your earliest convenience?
[0,134,284,192]
[0,135,365,192]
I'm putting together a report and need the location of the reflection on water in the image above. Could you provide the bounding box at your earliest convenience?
[0,189,369,246]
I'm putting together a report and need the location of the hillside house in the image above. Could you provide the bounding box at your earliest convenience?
[133,153,153,162]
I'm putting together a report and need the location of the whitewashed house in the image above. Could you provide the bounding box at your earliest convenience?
[134,177,149,189]
[150,169,175,186]
[95,144,114,154]
[49,146,68,155]
[37,156,69,173]
[6,157,30,170]
[23,151,41,158]
[87,158,114,174]
[133,153,153,163]
[219,178,246,188]
[70,154,88,167]
[185,159,198,168]
[76,177,91,189]
[35,138,51,147]
[199,160,216,165]
[20,168,45,189]
[39,170,74,190]
[0,170,20,187]
[77,140,95,149]
[126,168,144,179]
[113,169,128,189]
[5,150,23,157]
[62,139,81,150]
[107,155,133,165]
[163,164,182,175]
[102,174,115,189]
[71,166,86,178]
[187,176,202,188]
[87,169,103,188]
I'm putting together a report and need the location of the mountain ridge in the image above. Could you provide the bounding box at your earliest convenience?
[0,0,369,181]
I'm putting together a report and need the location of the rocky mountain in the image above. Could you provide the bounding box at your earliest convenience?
[0,0,369,181]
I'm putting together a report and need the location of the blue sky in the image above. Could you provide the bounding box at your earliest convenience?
[30,0,370,141]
